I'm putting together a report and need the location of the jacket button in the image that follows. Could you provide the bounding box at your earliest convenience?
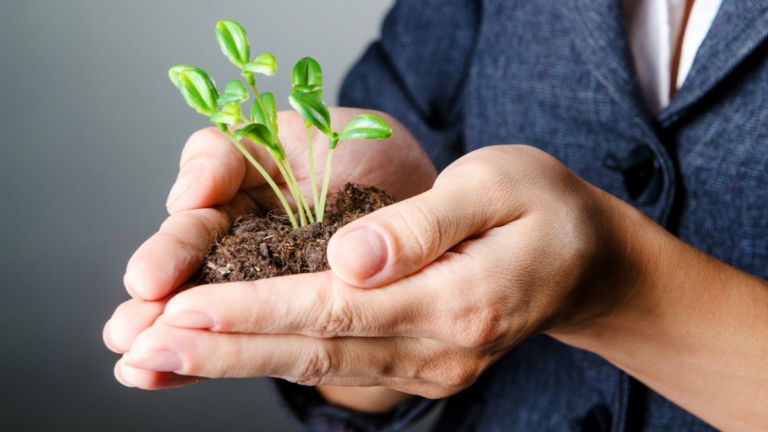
[576,404,613,431]
[603,145,662,205]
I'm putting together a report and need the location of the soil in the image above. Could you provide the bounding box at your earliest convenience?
[199,183,394,283]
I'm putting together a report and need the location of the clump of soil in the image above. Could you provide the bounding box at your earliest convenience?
[200,183,394,283]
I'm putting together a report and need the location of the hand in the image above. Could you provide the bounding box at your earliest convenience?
[103,108,436,393]
[112,145,637,399]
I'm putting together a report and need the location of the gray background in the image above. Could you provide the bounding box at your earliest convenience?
[0,1,443,431]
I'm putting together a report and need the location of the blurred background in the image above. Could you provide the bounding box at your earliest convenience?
[0,1,445,431]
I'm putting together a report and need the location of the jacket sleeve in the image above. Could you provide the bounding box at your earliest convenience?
[272,1,480,430]
[339,0,480,171]
[271,380,436,432]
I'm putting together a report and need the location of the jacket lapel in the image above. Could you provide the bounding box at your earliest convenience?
[564,0,768,127]
[659,0,768,125]
[562,0,682,227]
[562,0,653,125]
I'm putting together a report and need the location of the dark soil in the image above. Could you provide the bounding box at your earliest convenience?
[200,183,394,283]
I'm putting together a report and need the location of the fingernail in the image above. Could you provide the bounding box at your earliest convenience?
[163,311,214,329]
[332,227,387,280]
[114,361,135,387]
[124,350,182,372]
[166,160,206,208]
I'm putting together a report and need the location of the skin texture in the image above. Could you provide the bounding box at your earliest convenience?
[104,109,768,430]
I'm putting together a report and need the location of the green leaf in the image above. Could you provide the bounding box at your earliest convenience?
[209,103,241,125]
[215,19,250,68]
[292,57,323,87]
[243,52,277,76]
[339,114,393,141]
[234,123,283,160]
[261,92,277,128]
[168,65,219,116]
[250,99,267,125]
[288,92,331,135]
[217,80,249,105]
[291,84,322,96]
[250,92,277,133]
[292,57,323,94]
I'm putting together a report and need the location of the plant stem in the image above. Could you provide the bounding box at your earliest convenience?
[274,159,307,226]
[248,80,286,152]
[246,80,310,226]
[226,132,298,229]
[306,126,319,216]
[248,82,269,127]
[283,160,315,224]
[317,147,335,223]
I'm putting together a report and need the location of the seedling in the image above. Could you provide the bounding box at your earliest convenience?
[168,19,392,229]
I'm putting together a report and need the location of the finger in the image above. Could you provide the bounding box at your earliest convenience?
[161,270,444,339]
[124,192,257,300]
[326,170,523,288]
[168,127,279,213]
[104,298,166,353]
[160,251,484,344]
[113,359,134,387]
[115,357,202,390]
[124,321,389,380]
[123,321,463,388]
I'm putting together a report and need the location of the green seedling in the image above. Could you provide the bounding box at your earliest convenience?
[168,19,392,229]
[288,93,392,222]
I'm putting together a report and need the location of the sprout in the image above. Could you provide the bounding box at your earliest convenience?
[168,19,392,228]
[292,56,323,96]
[289,93,392,223]
[217,80,249,105]
[168,65,218,117]
[288,92,331,135]
[215,20,249,68]
[244,52,277,76]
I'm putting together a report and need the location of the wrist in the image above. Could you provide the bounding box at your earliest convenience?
[545,187,662,346]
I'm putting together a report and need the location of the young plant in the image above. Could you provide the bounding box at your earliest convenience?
[288,92,392,222]
[168,19,392,228]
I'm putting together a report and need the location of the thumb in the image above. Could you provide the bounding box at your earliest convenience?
[327,181,517,288]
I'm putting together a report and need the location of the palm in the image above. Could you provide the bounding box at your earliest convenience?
[260,108,436,209]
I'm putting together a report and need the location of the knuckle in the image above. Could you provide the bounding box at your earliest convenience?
[311,287,355,338]
[438,148,516,207]
[204,353,239,378]
[292,342,336,386]
[438,257,511,349]
[440,147,503,181]
[449,301,504,349]
[390,200,443,260]
[154,228,195,255]
[444,364,480,389]
[415,355,481,391]
[418,385,456,400]
[160,209,225,247]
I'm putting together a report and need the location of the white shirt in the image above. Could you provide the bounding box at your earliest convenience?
[624,0,723,113]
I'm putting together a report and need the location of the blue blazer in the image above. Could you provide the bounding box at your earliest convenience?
[275,0,768,430]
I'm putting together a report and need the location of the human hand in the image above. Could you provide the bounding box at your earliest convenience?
[102,108,436,391]
[113,145,638,399]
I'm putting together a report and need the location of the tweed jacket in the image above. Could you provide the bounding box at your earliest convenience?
[274,0,768,430]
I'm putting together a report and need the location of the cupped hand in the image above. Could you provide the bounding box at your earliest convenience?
[103,108,436,390]
[110,144,637,399]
